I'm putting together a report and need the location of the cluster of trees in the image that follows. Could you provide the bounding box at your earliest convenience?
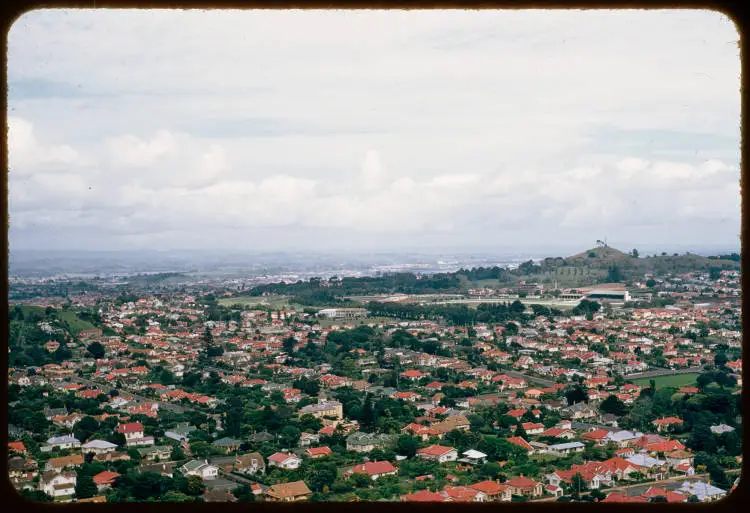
[366,299,533,326]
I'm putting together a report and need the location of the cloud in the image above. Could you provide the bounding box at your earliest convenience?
[6,10,741,252]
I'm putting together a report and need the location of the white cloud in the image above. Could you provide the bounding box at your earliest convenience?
[6,9,741,251]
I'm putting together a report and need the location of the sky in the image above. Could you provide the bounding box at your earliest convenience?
[7,9,742,256]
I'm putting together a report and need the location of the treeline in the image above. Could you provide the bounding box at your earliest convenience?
[366,299,556,326]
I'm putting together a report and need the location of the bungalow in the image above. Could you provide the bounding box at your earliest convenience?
[641,487,687,503]
[505,476,543,497]
[521,422,544,435]
[39,470,77,500]
[582,428,610,445]
[164,423,197,443]
[417,445,458,463]
[299,432,321,447]
[234,452,265,475]
[45,454,84,472]
[547,441,585,456]
[92,471,120,491]
[458,449,488,465]
[401,490,451,502]
[179,459,219,480]
[267,452,302,470]
[212,437,242,453]
[652,417,684,433]
[346,432,393,453]
[42,434,81,452]
[665,450,694,469]
[82,440,118,455]
[138,461,175,477]
[441,485,486,502]
[117,422,154,447]
[345,460,398,480]
[264,480,313,502]
[506,436,535,456]
[402,423,442,441]
[468,480,512,502]
[625,454,668,480]
[605,430,643,448]
[136,445,172,462]
[431,415,471,435]
[677,481,727,502]
[305,446,332,459]
[540,427,577,440]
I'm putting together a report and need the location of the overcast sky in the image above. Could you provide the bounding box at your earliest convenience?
[7,9,741,256]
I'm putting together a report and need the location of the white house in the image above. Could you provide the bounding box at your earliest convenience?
[547,442,585,456]
[267,452,302,470]
[179,459,219,480]
[678,481,727,502]
[417,445,458,463]
[39,470,77,499]
[82,440,118,455]
[459,449,488,465]
[42,435,81,452]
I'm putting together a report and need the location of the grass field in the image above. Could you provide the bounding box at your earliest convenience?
[632,373,700,389]
[218,295,297,309]
[56,310,97,335]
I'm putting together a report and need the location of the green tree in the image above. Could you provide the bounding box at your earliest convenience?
[185,475,206,496]
[86,342,106,359]
[308,461,338,492]
[233,484,256,502]
[599,395,627,416]
[396,435,420,458]
[75,473,98,499]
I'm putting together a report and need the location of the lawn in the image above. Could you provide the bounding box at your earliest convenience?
[632,373,700,389]
[217,295,296,309]
[56,309,97,335]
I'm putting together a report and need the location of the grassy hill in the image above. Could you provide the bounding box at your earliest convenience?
[567,246,635,263]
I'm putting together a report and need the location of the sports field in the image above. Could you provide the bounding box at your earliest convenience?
[632,373,700,389]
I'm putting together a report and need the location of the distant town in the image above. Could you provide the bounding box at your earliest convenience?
[8,246,742,503]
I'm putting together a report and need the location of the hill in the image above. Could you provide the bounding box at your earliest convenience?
[567,246,635,264]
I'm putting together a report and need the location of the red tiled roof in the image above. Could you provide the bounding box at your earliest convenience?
[117,422,143,434]
[347,461,397,476]
[93,471,120,485]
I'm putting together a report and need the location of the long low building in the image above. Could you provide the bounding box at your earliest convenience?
[317,308,369,319]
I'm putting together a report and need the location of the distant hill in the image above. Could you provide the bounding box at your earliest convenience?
[567,246,634,263]
[562,245,739,276]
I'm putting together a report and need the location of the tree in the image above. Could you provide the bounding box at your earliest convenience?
[185,475,206,496]
[599,395,627,416]
[21,490,53,502]
[607,265,622,283]
[86,342,105,359]
[565,385,588,406]
[631,249,639,258]
[75,473,98,499]
[233,484,256,502]
[74,416,100,442]
[171,445,186,461]
[570,473,587,497]
[308,461,338,492]
[396,435,420,458]
[714,352,728,368]
[283,336,297,354]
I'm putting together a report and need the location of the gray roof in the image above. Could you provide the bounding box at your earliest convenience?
[213,437,242,447]
[82,440,117,449]
[678,481,727,500]
[47,435,80,444]
[549,442,585,450]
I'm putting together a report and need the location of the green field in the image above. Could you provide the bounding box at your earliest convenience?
[56,310,97,335]
[218,295,298,309]
[632,373,700,389]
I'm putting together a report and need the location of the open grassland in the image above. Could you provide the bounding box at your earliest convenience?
[218,295,298,310]
[56,310,97,335]
[632,373,700,389]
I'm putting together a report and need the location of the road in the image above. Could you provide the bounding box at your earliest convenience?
[625,367,703,379]
[570,421,618,432]
[218,469,259,487]
[69,376,199,414]
[502,370,556,387]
